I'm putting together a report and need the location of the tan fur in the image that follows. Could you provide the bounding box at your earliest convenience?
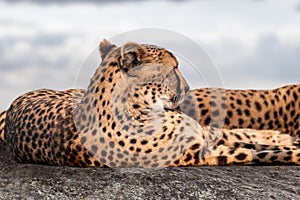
[180,85,300,137]
[2,39,300,167]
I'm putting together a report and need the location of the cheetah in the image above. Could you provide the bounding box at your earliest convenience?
[179,85,300,137]
[1,39,300,167]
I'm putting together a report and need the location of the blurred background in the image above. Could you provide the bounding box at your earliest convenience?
[0,0,300,111]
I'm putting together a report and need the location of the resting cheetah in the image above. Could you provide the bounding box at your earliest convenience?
[1,39,300,167]
[180,85,300,137]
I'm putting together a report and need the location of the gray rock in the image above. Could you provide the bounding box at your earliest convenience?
[1,140,299,200]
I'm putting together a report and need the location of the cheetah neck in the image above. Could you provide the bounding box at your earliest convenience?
[73,63,202,168]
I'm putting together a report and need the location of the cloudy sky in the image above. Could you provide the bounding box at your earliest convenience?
[0,0,300,110]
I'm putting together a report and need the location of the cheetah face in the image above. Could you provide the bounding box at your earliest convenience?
[125,63,189,111]
[100,39,190,111]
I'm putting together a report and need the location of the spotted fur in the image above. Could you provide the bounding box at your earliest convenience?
[180,85,300,137]
[1,39,300,167]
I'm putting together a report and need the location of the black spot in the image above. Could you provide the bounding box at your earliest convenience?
[180,127,185,132]
[116,131,121,137]
[198,103,205,108]
[234,142,240,148]
[81,136,87,144]
[160,134,165,140]
[212,110,220,117]
[163,126,168,132]
[216,139,225,146]
[245,99,251,107]
[217,156,227,165]
[129,146,134,151]
[221,103,226,109]
[293,91,298,101]
[118,141,125,147]
[117,153,124,159]
[136,148,141,153]
[264,112,270,120]
[204,117,211,125]
[111,122,116,130]
[230,103,236,109]
[244,143,255,149]
[184,154,192,162]
[201,109,209,115]
[190,143,200,150]
[145,149,152,153]
[238,118,244,126]
[168,131,174,139]
[91,129,97,136]
[141,140,148,145]
[244,109,250,116]
[100,158,107,164]
[290,110,295,118]
[229,149,235,155]
[110,61,118,66]
[278,107,283,116]
[257,152,268,159]
[133,104,140,109]
[284,156,292,161]
[227,111,233,118]
[234,133,242,140]
[109,142,115,148]
[268,121,274,129]
[146,129,155,135]
[236,109,242,116]
[223,132,228,140]
[270,99,275,105]
[91,145,98,153]
[174,160,180,165]
[210,101,216,107]
[255,102,262,111]
[270,155,278,161]
[130,139,137,144]
[94,161,102,167]
[283,114,288,121]
[224,117,230,125]
[235,153,247,160]
[236,99,242,105]
[122,125,129,132]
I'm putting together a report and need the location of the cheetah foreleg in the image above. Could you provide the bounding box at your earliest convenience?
[202,144,300,165]
[205,127,298,147]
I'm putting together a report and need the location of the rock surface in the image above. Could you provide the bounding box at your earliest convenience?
[0,140,299,200]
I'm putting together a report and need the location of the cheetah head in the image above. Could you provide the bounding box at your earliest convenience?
[99,39,190,112]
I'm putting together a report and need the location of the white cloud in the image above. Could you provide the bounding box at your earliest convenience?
[0,0,300,110]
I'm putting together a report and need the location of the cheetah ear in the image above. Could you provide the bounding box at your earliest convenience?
[119,42,146,72]
[120,42,145,60]
[99,39,117,60]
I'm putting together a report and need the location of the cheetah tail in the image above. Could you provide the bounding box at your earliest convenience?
[0,111,6,142]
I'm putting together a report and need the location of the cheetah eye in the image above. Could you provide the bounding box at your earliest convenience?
[173,95,180,103]
[132,60,139,67]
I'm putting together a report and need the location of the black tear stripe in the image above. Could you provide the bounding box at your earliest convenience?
[173,69,182,96]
